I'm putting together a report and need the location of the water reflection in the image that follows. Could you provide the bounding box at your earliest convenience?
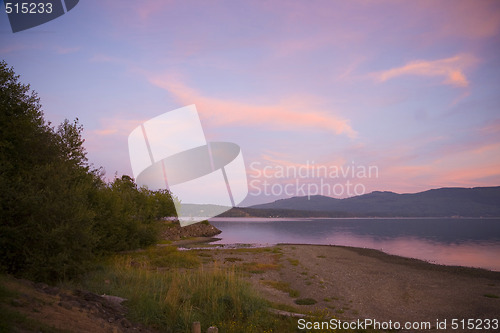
[209,218,500,271]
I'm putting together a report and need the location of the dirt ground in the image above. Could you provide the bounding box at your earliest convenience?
[0,276,157,333]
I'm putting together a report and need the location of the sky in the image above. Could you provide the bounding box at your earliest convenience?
[1,0,500,206]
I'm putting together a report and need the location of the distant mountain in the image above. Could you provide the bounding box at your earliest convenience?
[247,186,500,217]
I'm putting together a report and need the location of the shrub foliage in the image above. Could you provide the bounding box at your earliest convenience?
[0,61,176,281]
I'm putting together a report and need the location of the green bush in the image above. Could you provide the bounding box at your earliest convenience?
[0,61,177,282]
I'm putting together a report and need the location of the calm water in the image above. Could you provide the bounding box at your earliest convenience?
[208,218,500,271]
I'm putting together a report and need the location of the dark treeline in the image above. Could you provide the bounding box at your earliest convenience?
[0,61,176,282]
[218,207,358,218]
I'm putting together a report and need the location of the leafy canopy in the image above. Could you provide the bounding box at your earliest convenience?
[0,60,176,282]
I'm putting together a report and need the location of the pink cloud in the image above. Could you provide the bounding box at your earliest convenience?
[136,0,172,21]
[372,54,477,87]
[248,152,348,180]
[99,0,173,26]
[436,164,500,187]
[416,0,500,39]
[386,141,500,190]
[480,119,500,135]
[350,133,500,194]
[88,117,150,141]
[0,43,42,55]
[85,116,154,178]
[148,74,357,137]
[471,142,500,155]
[94,128,117,136]
[260,153,347,172]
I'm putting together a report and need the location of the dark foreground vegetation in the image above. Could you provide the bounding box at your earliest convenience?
[0,247,308,333]
[0,60,176,282]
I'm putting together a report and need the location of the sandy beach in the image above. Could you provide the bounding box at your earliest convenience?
[183,241,500,332]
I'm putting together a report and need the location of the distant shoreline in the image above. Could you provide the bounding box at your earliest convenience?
[210,216,500,221]
[175,236,500,273]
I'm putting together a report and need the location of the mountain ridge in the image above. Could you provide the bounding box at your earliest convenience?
[245,186,500,217]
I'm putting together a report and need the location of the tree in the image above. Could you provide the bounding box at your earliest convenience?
[91,175,175,252]
[0,60,177,282]
[0,61,97,281]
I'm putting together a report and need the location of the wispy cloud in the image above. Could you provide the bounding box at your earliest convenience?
[247,151,348,179]
[372,54,477,87]
[480,119,500,135]
[148,74,357,137]
[94,128,118,136]
[377,137,500,191]
[415,0,500,40]
[136,0,172,21]
[89,117,149,138]
[0,43,37,55]
[98,0,173,26]
[260,152,346,171]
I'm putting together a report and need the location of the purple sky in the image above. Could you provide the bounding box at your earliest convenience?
[1,0,500,205]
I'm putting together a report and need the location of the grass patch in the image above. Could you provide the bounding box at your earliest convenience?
[269,302,301,314]
[294,298,317,305]
[224,257,243,262]
[484,293,499,299]
[261,280,300,297]
[287,258,300,266]
[62,246,305,331]
[142,246,200,269]
[72,257,276,332]
[272,247,282,254]
[240,262,280,274]
[316,255,326,258]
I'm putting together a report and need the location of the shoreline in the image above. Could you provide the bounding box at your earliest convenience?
[206,217,500,272]
[280,243,500,276]
[174,237,500,274]
[210,216,500,220]
[192,242,500,330]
